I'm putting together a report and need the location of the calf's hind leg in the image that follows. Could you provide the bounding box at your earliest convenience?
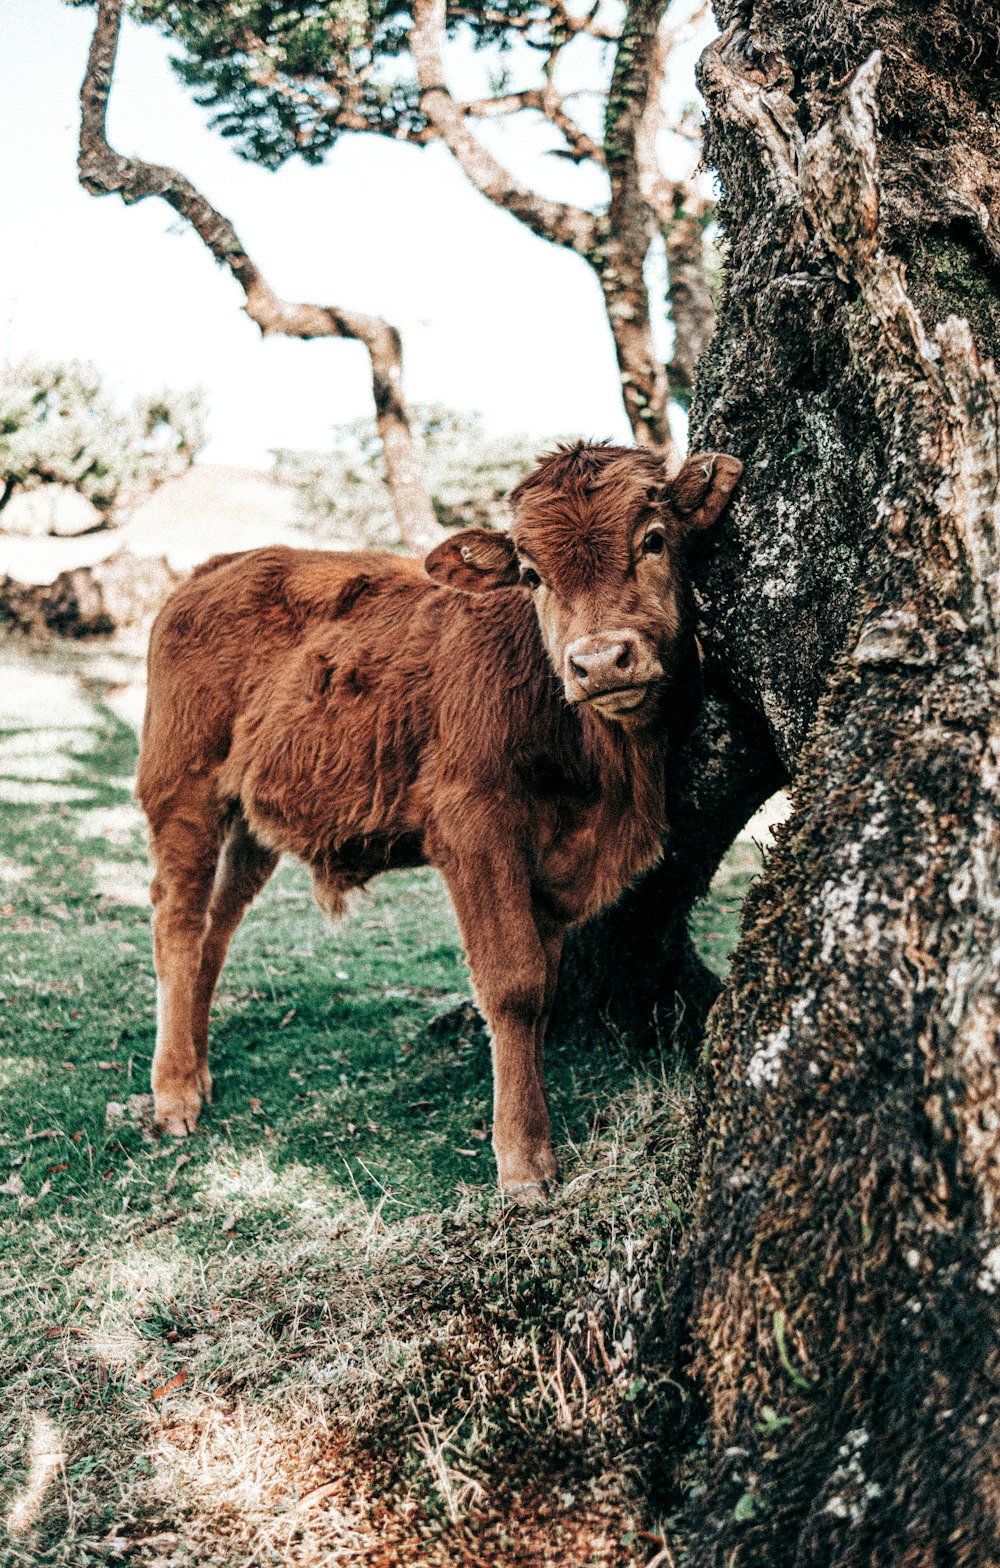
[147,787,223,1136]
[190,814,279,1106]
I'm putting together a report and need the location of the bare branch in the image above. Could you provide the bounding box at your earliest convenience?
[539,30,607,164]
[461,89,604,166]
[598,0,674,457]
[635,2,710,229]
[448,6,542,32]
[77,0,441,553]
[663,200,716,398]
[461,90,547,118]
[446,3,619,41]
[631,3,716,400]
[550,0,622,42]
[410,0,598,253]
[544,104,606,164]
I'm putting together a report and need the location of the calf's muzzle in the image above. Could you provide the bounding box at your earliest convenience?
[563,632,664,708]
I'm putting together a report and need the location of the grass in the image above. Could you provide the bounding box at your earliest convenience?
[690,840,766,981]
[0,642,760,1568]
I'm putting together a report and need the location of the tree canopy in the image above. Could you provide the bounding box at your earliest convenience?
[115,0,715,452]
[131,0,433,168]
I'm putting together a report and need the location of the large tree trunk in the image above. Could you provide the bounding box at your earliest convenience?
[557,4,1000,1561]
[679,10,1000,1564]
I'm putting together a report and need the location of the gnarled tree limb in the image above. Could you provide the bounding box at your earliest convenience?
[123,0,720,457]
[410,0,599,254]
[78,0,441,553]
[594,0,678,456]
[636,4,716,400]
[409,0,699,457]
[663,201,716,400]
[462,87,605,165]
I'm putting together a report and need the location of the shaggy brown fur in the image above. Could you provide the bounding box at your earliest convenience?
[137,443,741,1201]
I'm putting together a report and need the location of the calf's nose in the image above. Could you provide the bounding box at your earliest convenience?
[566,635,640,694]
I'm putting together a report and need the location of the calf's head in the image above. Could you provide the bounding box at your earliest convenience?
[424,443,743,723]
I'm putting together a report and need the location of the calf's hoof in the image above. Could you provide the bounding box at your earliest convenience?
[153,1082,203,1137]
[501,1178,552,1210]
[497,1143,558,1208]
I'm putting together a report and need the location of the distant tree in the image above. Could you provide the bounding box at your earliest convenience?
[0,357,205,528]
[122,0,717,462]
[274,406,546,546]
[74,0,441,552]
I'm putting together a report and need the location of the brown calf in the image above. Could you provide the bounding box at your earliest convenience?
[136,443,742,1202]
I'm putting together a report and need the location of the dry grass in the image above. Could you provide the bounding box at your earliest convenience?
[2,1072,694,1567]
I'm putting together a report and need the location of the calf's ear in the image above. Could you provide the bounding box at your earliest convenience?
[424,529,521,593]
[666,452,744,533]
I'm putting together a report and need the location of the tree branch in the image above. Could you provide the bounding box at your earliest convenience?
[634,3,716,401]
[457,11,608,171]
[77,0,442,553]
[598,0,674,455]
[635,2,710,228]
[245,52,438,149]
[539,28,607,165]
[550,0,622,42]
[461,85,605,166]
[409,0,599,254]
[461,89,546,117]
[447,3,620,42]
[663,199,716,399]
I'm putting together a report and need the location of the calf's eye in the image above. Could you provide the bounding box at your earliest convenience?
[520,566,542,589]
[642,529,667,557]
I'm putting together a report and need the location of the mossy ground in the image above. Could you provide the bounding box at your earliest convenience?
[0,641,760,1568]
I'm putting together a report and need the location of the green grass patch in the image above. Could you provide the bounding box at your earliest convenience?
[690,839,764,979]
[0,649,760,1566]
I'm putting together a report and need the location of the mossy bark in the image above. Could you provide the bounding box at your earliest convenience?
[558,3,1000,1561]
[626,5,1000,1563]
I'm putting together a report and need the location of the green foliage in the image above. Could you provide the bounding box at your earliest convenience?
[0,357,206,520]
[126,0,420,169]
[273,405,551,546]
[123,1,608,172]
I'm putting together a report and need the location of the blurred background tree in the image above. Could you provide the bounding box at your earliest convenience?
[124,0,714,461]
[72,0,715,538]
[0,357,205,533]
[274,406,545,546]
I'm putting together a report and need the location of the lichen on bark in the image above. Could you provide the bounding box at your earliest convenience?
[631,7,1000,1563]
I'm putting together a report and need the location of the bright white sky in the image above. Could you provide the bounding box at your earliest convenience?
[1,0,707,468]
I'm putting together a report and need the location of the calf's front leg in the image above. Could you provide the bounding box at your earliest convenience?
[440,852,557,1202]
